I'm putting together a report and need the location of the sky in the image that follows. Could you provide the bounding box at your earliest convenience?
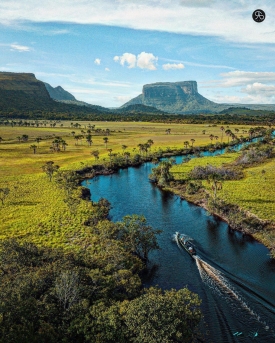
[0,0,275,107]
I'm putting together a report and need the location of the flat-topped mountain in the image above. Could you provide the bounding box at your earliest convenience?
[122,81,226,113]
[0,72,110,115]
[0,72,51,99]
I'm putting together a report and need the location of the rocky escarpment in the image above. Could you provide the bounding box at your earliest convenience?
[0,72,51,99]
[44,82,76,101]
[122,81,226,114]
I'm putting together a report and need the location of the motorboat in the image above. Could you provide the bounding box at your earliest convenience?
[176,232,196,256]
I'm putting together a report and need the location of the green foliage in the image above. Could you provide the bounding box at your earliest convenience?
[150,158,176,187]
[116,214,162,262]
[124,287,202,343]
[41,161,60,181]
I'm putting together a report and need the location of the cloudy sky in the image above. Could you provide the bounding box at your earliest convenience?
[0,0,275,107]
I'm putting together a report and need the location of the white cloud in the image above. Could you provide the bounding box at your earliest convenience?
[114,52,158,70]
[180,0,215,7]
[114,95,132,103]
[242,82,275,96]
[1,0,274,43]
[137,52,158,70]
[94,58,101,65]
[219,71,275,87]
[114,53,136,68]
[162,62,184,70]
[10,44,30,52]
[105,67,110,71]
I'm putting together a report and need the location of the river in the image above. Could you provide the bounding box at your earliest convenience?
[82,140,275,342]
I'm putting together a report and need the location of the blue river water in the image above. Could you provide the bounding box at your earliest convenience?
[83,140,275,342]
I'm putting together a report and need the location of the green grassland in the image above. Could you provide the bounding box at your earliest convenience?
[171,153,239,180]
[0,120,272,250]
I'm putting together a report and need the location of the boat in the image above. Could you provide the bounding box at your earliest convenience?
[176,232,196,256]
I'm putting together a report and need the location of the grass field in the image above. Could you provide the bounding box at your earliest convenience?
[0,120,273,250]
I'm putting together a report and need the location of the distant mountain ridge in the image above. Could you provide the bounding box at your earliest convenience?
[0,72,111,115]
[122,81,275,114]
[122,81,227,113]
[44,83,76,101]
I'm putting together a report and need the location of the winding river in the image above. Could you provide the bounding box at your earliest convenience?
[83,141,275,342]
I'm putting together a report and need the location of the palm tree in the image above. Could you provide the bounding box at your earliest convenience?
[35,137,42,147]
[103,137,109,148]
[209,134,214,144]
[41,161,60,181]
[91,150,99,161]
[122,145,128,152]
[137,143,144,155]
[74,135,81,145]
[124,151,130,163]
[220,126,224,143]
[225,129,232,144]
[86,134,93,146]
[107,148,113,162]
[61,140,68,151]
[147,139,154,149]
[30,144,37,154]
[183,141,189,149]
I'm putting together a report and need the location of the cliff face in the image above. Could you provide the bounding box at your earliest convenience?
[122,81,224,113]
[44,83,76,101]
[0,72,51,99]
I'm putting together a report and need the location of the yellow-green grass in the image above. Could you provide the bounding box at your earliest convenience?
[0,174,95,249]
[171,153,239,180]
[0,121,265,249]
[221,159,275,222]
[0,122,253,177]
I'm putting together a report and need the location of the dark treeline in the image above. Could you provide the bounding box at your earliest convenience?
[1,99,275,125]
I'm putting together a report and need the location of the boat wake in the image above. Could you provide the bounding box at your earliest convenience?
[174,233,271,332]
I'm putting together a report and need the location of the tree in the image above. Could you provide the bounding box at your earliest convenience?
[107,148,113,163]
[207,172,223,201]
[91,150,99,161]
[122,145,127,152]
[190,138,195,147]
[124,287,202,343]
[117,214,162,262]
[183,141,190,149]
[124,151,130,163]
[0,187,10,205]
[22,134,29,142]
[103,137,109,148]
[147,139,154,150]
[225,129,232,143]
[209,134,214,144]
[54,270,80,310]
[30,144,37,154]
[165,128,171,135]
[86,134,93,146]
[220,126,224,143]
[35,137,42,146]
[41,161,60,181]
[55,170,79,197]
[150,158,175,187]
[0,137,3,143]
